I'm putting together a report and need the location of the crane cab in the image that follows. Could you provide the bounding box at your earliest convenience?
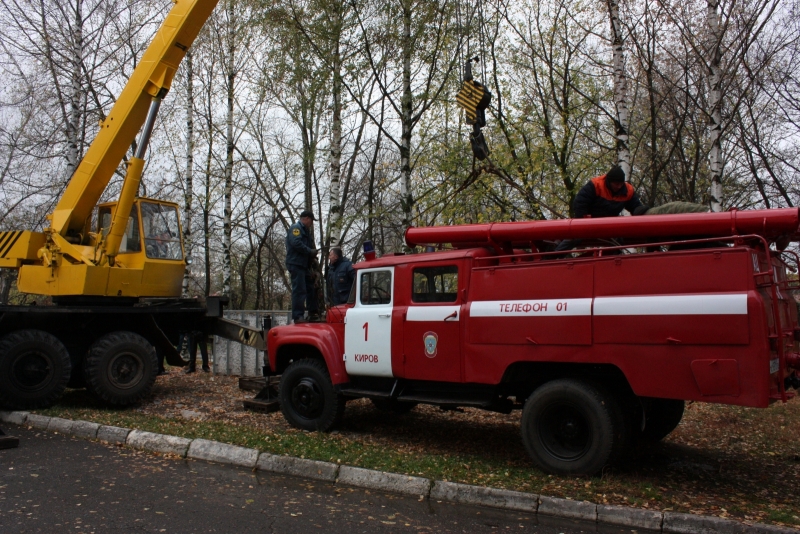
[16,198,186,298]
[97,198,184,263]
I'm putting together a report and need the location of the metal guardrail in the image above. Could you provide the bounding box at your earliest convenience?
[211,310,290,377]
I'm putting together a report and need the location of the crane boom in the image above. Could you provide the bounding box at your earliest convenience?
[51,0,219,238]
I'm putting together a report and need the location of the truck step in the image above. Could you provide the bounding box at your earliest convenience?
[338,388,392,399]
[396,394,491,407]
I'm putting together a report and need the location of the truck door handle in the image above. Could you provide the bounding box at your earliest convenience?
[444,311,458,321]
[378,314,391,318]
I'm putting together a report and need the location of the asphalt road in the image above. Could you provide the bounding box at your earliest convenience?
[0,426,648,533]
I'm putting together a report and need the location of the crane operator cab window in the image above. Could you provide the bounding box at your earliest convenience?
[98,206,141,253]
[141,202,183,260]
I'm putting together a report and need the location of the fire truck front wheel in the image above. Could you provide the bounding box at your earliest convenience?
[521,379,627,475]
[0,329,71,409]
[280,358,345,432]
[84,332,158,406]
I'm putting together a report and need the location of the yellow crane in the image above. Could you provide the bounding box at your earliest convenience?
[0,0,263,410]
[0,0,217,298]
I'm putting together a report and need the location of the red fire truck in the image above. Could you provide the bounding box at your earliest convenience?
[266,208,800,475]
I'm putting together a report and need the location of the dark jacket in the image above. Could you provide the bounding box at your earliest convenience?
[327,256,355,305]
[285,221,315,270]
[573,174,643,218]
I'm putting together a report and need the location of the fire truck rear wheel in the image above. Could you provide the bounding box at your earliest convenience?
[641,398,684,442]
[280,358,344,432]
[84,332,158,407]
[521,379,627,475]
[0,330,71,409]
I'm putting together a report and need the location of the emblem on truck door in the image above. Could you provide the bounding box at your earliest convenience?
[423,332,439,358]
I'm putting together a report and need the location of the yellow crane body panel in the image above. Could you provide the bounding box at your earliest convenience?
[0,231,46,268]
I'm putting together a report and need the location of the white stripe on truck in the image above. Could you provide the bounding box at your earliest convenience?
[470,298,593,317]
[467,293,748,317]
[593,294,747,316]
[407,305,460,321]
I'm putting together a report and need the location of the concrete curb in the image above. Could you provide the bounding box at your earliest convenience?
[47,417,74,435]
[97,425,131,445]
[0,411,29,425]
[127,429,191,458]
[598,503,663,530]
[337,465,430,497]
[71,420,100,439]
[257,454,339,482]
[430,481,538,513]
[25,414,52,429]
[2,411,798,534]
[539,495,597,522]
[188,439,259,468]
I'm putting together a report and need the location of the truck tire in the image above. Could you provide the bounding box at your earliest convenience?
[371,398,418,414]
[84,332,158,406]
[280,359,344,432]
[521,379,627,475]
[641,398,684,442]
[0,330,71,409]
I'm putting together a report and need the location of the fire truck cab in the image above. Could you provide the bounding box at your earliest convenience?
[267,208,800,475]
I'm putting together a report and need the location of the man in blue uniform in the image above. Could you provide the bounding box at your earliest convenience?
[326,247,355,305]
[286,210,319,323]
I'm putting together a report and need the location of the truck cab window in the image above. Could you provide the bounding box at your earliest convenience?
[360,271,392,305]
[141,202,183,260]
[412,266,458,303]
[98,206,141,253]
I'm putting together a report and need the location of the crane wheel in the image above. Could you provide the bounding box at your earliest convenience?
[84,331,158,407]
[0,329,71,409]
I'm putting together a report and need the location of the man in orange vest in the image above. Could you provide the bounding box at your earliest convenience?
[573,165,643,219]
[555,165,645,252]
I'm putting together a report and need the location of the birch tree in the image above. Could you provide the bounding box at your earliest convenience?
[607,0,631,179]
[181,50,195,296]
[707,0,724,211]
[354,0,463,237]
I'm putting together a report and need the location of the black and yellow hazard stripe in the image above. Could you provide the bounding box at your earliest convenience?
[456,80,487,124]
[0,231,23,258]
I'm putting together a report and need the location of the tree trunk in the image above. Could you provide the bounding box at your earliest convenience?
[182,50,195,297]
[66,0,84,179]
[608,0,630,180]
[328,33,343,248]
[399,0,414,239]
[222,0,236,297]
[0,269,14,304]
[707,0,723,212]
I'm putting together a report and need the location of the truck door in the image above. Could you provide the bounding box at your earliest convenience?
[403,264,462,382]
[344,267,394,377]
